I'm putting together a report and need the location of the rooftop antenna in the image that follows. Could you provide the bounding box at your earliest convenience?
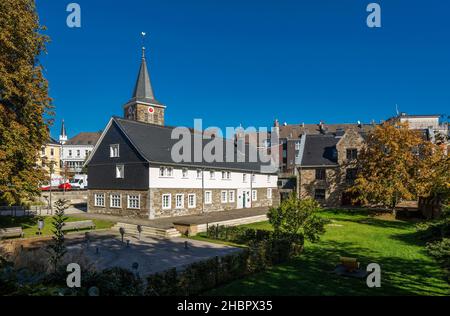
[141,32,147,58]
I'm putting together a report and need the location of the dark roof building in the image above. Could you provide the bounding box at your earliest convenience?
[66,132,102,146]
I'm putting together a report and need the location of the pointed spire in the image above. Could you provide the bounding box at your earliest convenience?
[132,52,156,101]
[59,119,67,144]
[60,119,66,137]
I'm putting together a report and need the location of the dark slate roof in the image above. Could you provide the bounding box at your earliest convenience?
[48,137,60,145]
[113,117,274,173]
[66,132,102,145]
[126,56,163,106]
[279,123,375,139]
[301,134,339,167]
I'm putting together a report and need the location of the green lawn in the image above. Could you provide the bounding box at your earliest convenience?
[0,216,115,238]
[203,209,450,296]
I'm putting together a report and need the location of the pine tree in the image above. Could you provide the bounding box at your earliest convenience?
[47,199,68,272]
[0,0,53,205]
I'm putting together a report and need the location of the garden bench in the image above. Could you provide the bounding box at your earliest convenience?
[0,227,24,239]
[62,220,95,232]
[340,257,360,272]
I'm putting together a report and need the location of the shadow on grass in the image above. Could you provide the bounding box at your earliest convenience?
[207,239,449,296]
[0,216,37,229]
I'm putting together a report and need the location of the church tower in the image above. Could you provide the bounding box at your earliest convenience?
[59,119,67,144]
[123,42,165,126]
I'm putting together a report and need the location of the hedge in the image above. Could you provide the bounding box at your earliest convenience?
[145,225,303,296]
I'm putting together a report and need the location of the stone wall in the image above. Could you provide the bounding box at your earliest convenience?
[88,187,279,219]
[88,189,150,218]
[136,104,165,126]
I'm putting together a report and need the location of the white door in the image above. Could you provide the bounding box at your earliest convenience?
[237,189,244,209]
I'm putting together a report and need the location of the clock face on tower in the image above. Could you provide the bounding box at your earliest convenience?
[148,106,155,114]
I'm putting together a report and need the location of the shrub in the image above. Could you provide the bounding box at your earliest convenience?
[268,195,327,243]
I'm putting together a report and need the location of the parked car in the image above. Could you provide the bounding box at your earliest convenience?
[69,175,88,189]
[40,184,51,191]
[58,182,72,190]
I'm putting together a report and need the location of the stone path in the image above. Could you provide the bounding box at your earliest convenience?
[75,207,269,229]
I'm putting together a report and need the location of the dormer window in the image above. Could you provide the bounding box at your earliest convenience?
[110,144,120,158]
[159,167,173,177]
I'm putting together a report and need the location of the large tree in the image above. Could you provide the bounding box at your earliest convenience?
[349,122,449,210]
[0,0,52,205]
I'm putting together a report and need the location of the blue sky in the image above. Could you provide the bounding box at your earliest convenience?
[36,0,450,139]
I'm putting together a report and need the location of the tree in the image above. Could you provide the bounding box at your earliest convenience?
[349,122,449,211]
[267,195,327,243]
[47,199,68,272]
[0,0,53,206]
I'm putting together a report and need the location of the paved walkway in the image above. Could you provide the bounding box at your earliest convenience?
[66,233,241,275]
[74,207,269,229]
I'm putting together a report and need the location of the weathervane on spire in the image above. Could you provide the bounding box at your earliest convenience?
[141,32,147,58]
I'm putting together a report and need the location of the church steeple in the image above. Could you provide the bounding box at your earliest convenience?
[59,119,67,144]
[123,33,166,126]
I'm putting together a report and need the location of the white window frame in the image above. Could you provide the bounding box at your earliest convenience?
[110,144,120,158]
[210,171,215,180]
[110,194,122,208]
[251,174,256,183]
[94,193,105,207]
[159,167,165,177]
[175,194,184,209]
[243,174,247,183]
[204,191,212,204]
[228,190,235,203]
[267,188,272,199]
[162,194,171,210]
[267,175,271,183]
[166,167,173,177]
[252,189,257,201]
[127,194,140,209]
[227,172,231,180]
[197,169,202,179]
[221,190,228,203]
[188,194,196,208]
[116,164,124,179]
[222,171,226,180]
[182,168,188,178]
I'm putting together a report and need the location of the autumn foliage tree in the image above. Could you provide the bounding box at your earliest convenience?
[0,0,53,205]
[349,122,449,211]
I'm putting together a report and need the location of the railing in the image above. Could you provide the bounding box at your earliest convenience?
[0,205,46,217]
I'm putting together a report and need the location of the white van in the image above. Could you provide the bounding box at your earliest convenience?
[69,174,88,189]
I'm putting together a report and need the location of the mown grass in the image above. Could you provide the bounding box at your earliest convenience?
[0,216,115,238]
[202,209,450,296]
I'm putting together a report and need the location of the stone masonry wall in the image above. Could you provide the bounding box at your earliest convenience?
[88,189,150,219]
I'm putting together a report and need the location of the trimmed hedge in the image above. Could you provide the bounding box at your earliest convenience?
[145,225,303,296]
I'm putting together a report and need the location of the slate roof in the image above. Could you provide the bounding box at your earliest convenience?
[278,123,375,139]
[113,117,274,173]
[300,134,340,167]
[66,132,102,146]
[126,55,164,106]
[48,137,60,146]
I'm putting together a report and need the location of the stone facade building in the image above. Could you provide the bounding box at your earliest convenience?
[296,128,365,207]
[86,47,278,219]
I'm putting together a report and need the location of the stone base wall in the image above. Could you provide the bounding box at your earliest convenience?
[88,189,150,219]
[88,187,278,219]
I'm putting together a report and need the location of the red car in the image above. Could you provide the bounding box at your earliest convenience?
[58,183,72,190]
[40,185,51,191]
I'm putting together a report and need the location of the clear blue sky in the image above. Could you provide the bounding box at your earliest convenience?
[36,0,450,139]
